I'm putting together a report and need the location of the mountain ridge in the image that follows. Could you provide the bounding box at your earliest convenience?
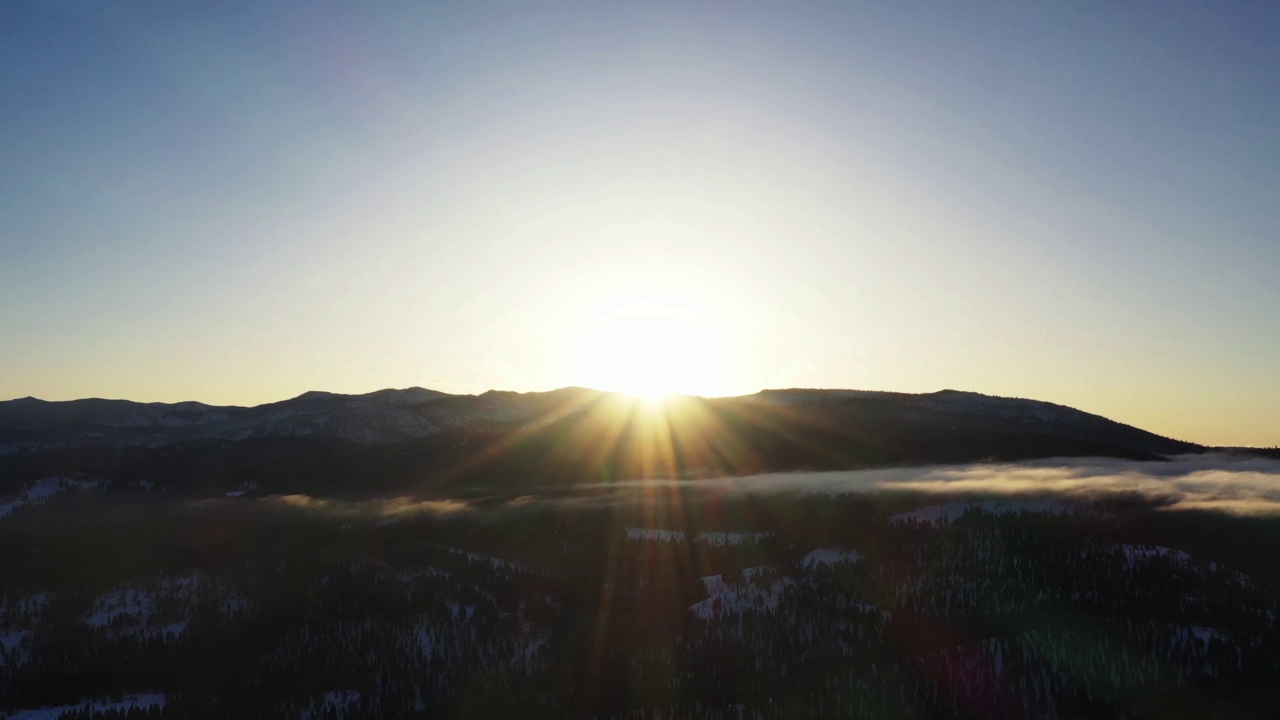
[0,385,1215,497]
[0,385,1200,455]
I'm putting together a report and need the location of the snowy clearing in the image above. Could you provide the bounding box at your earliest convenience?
[695,531,772,546]
[1120,544,1192,568]
[802,548,863,569]
[689,573,794,620]
[0,477,96,518]
[625,528,685,542]
[4,693,165,720]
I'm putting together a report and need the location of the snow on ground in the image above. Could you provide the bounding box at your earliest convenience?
[396,566,449,582]
[695,531,771,547]
[445,601,475,622]
[84,587,156,628]
[1120,544,1192,569]
[0,630,31,653]
[0,477,97,518]
[0,593,52,668]
[520,636,548,665]
[1,592,52,620]
[20,477,66,501]
[434,545,539,574]
[1171,625,1228,649]
[802,548,863,569]
[854,601,893,621]
[0,630,33,667]
[225,481,258,497]
[81,575,245,638]
[219,594,250,616]
[889,500,1076,525]
[689,573,795,620]
[157,621,188,636]
[299,691,362,720]
[625,527,685,542]
[416,624,437,661]
[4,693,165,719]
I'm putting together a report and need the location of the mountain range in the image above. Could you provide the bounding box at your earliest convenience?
[0,386,1197,455]
[0,387,1204,495]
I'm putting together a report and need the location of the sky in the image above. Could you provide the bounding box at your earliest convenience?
[2,2,1278,447]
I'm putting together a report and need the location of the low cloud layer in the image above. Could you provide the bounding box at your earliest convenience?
[601,453,1280,516]
[266,494,473,519]
[256,453,1280,519]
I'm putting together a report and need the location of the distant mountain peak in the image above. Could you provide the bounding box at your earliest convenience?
[291,390,340,400]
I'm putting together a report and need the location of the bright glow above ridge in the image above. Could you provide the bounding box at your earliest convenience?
[559,291,745,400]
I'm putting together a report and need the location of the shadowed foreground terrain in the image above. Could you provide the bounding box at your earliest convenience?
[1,390,1272,718]
[2,469,1280,719]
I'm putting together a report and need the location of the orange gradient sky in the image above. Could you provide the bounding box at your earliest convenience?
[2,3,1278,447]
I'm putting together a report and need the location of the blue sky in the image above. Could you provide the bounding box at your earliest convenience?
[2,2,1278,445]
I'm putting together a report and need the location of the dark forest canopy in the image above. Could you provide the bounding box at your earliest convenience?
[2,475,1280,718]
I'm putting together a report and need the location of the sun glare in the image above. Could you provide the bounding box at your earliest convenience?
[559,293,745,399]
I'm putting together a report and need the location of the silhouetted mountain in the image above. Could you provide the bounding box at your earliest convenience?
[739,388,1194,456]
[0,387,1202,496]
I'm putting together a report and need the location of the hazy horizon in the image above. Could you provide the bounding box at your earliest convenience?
[4,3,1278,447]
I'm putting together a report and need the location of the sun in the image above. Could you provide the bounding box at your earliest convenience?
[559,296,745,399]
